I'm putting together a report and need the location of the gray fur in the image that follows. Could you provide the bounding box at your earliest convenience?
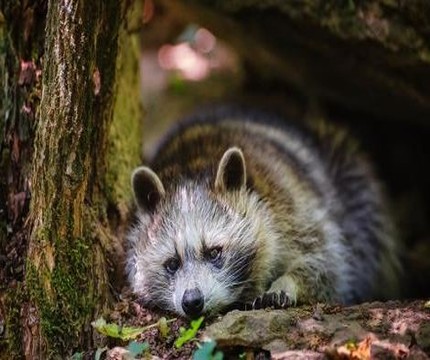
[126,107,400,317]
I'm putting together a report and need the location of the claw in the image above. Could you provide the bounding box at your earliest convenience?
[252,296,262,309]
[272,292,279,308]
[279,290,287,308]
[246,291,292,311]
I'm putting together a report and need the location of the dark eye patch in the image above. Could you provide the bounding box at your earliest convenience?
[164,257,180,274]
[204,246,223,268]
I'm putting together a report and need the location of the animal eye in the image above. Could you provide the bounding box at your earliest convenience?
[165,258,180,274]
[207,247,222,263]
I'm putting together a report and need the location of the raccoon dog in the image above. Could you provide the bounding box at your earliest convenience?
[127,106,400,318]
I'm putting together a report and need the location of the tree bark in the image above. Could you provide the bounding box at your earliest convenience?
[0,0,142,358]
[0,1,46,357]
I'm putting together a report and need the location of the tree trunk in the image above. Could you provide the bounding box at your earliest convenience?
[0,0,142,358]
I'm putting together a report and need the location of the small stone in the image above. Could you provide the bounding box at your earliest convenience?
[312,304,325,321]
[106,346,132,360]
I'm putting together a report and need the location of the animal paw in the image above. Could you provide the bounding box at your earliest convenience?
[245,290,291,310]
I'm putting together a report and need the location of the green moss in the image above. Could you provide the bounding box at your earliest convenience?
[106,20,143,205]
[0,286,25,359]
[26,230,95,357]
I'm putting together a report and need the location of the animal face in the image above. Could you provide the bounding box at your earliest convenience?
[127,185,258,317]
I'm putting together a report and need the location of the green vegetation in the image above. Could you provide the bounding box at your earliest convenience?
[92,317,146,341]
[174,316,204,348]
[193,340,224,360]
[92,316,176,341]
[127,341,150,358]
[25,233,95,355]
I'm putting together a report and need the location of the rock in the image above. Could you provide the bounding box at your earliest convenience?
[202,302,430,357]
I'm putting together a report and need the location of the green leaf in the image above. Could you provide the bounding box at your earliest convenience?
[119,325,148,341]
[174,316,204,348]
[158,317,170,338]
[91,317,146,340]
[193,340,224,360]
[193,341,215,360]
[126,341,149,357]
[212,352,224,360]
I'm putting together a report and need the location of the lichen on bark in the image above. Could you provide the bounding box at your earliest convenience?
[12,0,135,357]
[1,0,143,354]
[107,5,143,207]
[25,2,116,357]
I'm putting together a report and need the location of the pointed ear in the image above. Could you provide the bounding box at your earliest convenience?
[131,166,165,212]
[215,147,247,192]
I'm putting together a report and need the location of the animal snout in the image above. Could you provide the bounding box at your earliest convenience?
[182,288,204,317]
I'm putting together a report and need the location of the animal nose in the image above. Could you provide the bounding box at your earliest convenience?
[182,288,204,317]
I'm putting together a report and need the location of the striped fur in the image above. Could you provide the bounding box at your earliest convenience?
[126,105,400,317]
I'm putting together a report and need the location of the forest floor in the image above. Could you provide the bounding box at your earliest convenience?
[83,27,430,359]
[84,290,430,359]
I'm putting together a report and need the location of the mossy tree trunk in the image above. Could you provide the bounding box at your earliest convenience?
[0,0,142,358]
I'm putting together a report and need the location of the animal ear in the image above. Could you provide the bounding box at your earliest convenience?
[215,147,247,191]
[131,166,165,212]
